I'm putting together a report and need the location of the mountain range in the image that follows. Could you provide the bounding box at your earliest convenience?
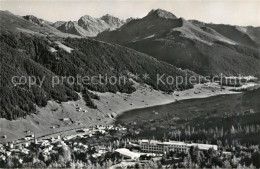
[0,9,259,120]
[97,9,260,76]
[0,10,194,120]
[55,14,125,37]
[21,13,126,37]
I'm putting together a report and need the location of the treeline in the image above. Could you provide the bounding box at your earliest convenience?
[165,112,260,146]
[167,123,260,147]
[161,145,260,168]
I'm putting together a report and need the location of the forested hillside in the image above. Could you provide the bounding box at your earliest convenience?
[0,31,195,120]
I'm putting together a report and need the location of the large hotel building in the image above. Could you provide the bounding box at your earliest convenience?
[140,140,218,154]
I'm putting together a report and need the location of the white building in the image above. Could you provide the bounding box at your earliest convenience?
[140,140,217,153]
[187,143,218,151]
[115,148,143,160]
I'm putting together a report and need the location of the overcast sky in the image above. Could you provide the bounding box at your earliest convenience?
[1,0,259,26]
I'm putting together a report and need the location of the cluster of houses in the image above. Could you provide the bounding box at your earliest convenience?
[0,124,128,163]
[0,140,32,165]
[0,124,222,166]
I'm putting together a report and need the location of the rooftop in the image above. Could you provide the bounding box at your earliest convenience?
[140,139,217,150]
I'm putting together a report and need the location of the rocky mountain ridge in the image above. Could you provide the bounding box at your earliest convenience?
[97,9,260,76]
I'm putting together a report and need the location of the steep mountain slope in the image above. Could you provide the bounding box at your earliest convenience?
[77,15,110,36]
[23,15,53,25]
[52,21,66,28]
[125,17,137,23]
[0,11,196,120]
[56,21,89,36]
[97,9,182,44]
[1,33,79,120]
[56,14,124,37]
[245,27,260,43]
[100,14,125,29]
[190,20,259,47]
[96,9,260,76]
[0,10,79,38]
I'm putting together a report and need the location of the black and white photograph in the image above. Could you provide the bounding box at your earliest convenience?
[0,0,260,168]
